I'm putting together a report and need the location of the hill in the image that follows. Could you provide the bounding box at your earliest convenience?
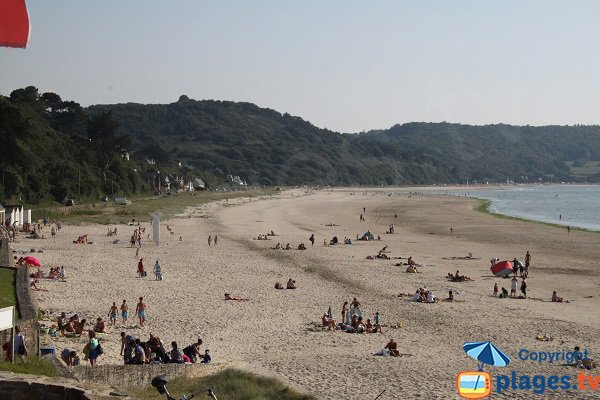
[3,87,600,204]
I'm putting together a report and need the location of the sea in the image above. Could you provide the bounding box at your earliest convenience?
[434,185,600,232]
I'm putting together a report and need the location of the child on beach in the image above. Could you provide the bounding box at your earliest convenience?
[121,300,128,324]
[136,297,146,327]
[493,283,498,296]
[108,302,118,327]
[511,276,518,298]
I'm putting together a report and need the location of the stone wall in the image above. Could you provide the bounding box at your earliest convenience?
[0,371,133,400]
[0,377,90,400]
[69,363,220,388]
[14,257,39,354]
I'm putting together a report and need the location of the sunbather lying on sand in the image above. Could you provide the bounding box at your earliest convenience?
[73,235,88,244]
[384,339,400,356]
[224,293,249,301]
[447,272,473,282]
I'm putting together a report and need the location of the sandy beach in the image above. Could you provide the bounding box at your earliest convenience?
[17,189,600,399]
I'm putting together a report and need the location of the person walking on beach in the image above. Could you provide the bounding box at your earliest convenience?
[214,235,218,246]
[394,212,397,219]
[120,300,128,324]
[136,297,146,327]
[309,234,315,246]
[341,301,348,324]
[525,251,531,270]
[511,276,518,298]
[520,278,528,298]
[153,260,162,281]
[108,302,118,327]
[137,258,145,278]
[360,213,364,222]
[51,226,56,242]
[208,235,212,246]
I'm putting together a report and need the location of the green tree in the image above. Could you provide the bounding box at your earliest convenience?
[87,112,131,182]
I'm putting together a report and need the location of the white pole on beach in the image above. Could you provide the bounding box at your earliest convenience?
[152,213,161,246]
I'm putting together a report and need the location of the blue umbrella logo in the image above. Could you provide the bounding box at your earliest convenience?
[463,341,511,396]
[464,341,511,371]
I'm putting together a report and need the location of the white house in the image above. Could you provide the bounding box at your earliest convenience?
[0,204,5,226]
[227,174,247,186]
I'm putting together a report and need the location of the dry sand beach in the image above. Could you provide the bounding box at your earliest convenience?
[17,189,600,399]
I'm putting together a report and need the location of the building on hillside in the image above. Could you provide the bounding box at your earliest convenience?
[227,174,247,186]
[193,178,206,190]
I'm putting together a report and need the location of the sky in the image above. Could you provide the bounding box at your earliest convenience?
[2,1,600,133]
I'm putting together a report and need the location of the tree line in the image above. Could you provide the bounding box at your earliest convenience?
[3,87,600,204]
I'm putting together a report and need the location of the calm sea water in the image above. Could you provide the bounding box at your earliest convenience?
[436,185,600,231]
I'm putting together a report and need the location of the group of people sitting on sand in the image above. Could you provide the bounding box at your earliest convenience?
[106,227,118,236]
[275,278,297,290]
[29,266,65,282]
[57,313,89,336]
[321,298,383,333]
[411,288,454,303]
[272,242,292,250]
[386,224,396,234]
[447,270,472,282]
[271,242,307,250]
[122,334,211,365]
[257,231,277,240]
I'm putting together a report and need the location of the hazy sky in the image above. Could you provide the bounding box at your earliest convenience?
[3,1,600,132]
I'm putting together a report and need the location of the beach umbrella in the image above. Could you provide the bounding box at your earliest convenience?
[463,341,511,370]
[23,256,41,267]
[463,341,511,394]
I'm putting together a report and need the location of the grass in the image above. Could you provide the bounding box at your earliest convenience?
[565,160,600,177]
[0,357,57,377]
[0,268,20,319]
[133,368,316,400]
[32,189,277,225]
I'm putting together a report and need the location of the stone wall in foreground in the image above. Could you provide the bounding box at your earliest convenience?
[69,362,221,388]
[0,373,91,400]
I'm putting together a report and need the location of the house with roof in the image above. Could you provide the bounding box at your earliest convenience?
[193,178,206,190]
